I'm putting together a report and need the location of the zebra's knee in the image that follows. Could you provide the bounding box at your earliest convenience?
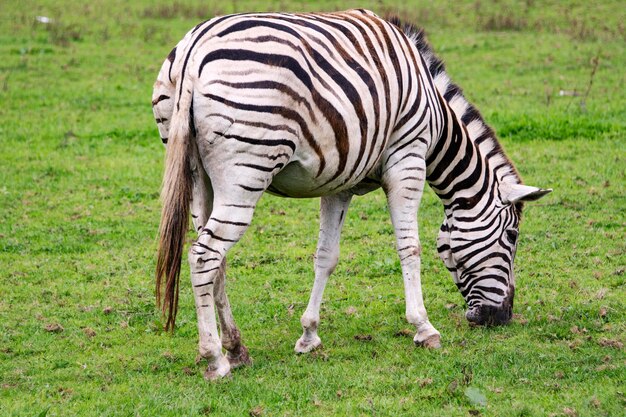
[188,243,222,269]
[399,244,422,265]
[188,244,223,292]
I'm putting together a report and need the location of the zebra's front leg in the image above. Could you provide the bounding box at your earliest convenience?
[383,157,441,348]
[190,203,257,380]
[295,192,352,353]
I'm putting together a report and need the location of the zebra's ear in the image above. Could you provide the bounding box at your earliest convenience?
[501,183,552,204]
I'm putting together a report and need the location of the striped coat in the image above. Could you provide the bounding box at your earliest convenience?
[152,9,550,379]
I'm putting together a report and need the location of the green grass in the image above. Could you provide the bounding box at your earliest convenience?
[1,1,624,416]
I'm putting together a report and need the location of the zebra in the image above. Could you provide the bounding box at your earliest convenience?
[152,9,551,379]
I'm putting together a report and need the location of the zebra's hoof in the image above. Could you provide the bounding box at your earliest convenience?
[414,333,441,349]
[294,335,322,353]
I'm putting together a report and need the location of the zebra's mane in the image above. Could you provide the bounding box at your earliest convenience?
[389,17,522,190]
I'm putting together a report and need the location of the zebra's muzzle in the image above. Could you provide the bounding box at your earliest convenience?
[465,285,515,326]
[465,304,512,326]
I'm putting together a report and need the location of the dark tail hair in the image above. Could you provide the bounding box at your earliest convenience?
[155,84,193,331]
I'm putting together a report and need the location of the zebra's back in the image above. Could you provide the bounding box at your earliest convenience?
[155,9,437,197]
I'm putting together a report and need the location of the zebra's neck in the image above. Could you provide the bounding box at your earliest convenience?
[393,18,522,218]
[425,94,501,217]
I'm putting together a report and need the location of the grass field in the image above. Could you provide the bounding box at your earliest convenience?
[1,1,624,416]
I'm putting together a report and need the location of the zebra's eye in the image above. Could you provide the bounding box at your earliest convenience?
[506,230,518,244]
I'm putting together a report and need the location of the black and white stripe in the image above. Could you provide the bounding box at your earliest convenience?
[153,9,550,371]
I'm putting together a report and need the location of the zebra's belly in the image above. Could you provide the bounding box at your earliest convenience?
[268,161,367,198]
[267,156,383,198]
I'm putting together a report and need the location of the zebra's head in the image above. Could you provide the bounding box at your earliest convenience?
[437,182,551,326]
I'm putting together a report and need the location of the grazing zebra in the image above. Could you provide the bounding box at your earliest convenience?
[152,9,550,379]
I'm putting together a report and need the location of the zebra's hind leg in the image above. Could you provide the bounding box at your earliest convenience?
[189,202,259,380]
[295,192,352,353]
[188,148,263,378]
[382,155,441,349]
[189,143,251,373]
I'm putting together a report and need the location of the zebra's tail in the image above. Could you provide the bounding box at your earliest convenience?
[156,84,193,332]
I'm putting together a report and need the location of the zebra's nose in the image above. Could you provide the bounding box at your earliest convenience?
[466,286,515,326]
[465,305,512,326]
